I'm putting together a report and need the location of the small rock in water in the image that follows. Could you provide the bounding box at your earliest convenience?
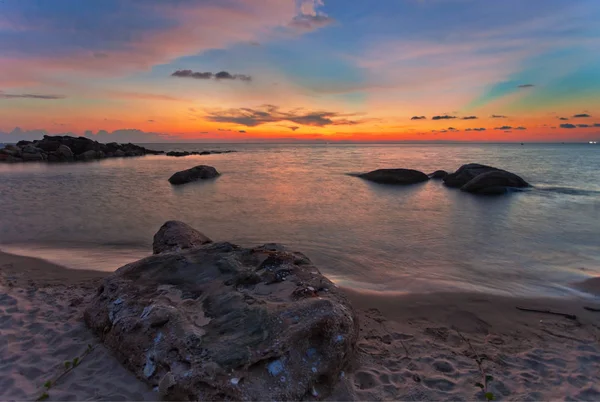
[230,378,240,385]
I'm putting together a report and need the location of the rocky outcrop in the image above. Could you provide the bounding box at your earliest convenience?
[444,163,530,194]
[428,170,448,179]
[168,165,220,185]
[0,135,164,163]
[84,222,358,401]
[354,168,429,185]
[166,150,236,157]
[153,220,212,254]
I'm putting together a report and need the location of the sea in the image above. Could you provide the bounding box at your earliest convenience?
[1,142,599,297]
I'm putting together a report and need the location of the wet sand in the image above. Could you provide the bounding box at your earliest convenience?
[1,250,600,401]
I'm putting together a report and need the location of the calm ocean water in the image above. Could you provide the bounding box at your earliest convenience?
[1,143,599,297]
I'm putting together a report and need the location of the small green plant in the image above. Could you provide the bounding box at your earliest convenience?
[36,344,96,401]
[456,330,495,401]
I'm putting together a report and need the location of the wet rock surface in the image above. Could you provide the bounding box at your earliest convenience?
[84,222,358,401]
[0,135,163,163]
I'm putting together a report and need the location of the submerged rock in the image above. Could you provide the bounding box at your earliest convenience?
[355,168,429,185]
[168,165,220,185]
[444,163,530,194]
[428,170,448,179]
[153,220,212,254]
[84,222,358,401]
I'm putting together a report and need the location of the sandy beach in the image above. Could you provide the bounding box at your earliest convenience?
[2,250,600,401]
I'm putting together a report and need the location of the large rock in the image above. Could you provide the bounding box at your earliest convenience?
[461,170,530,195]
[443,163,498,188]
[443,163,530,194]
[21,150,45,161]
[355,168,429,185]
[168,165,220,185]
[77,149,101,161]
[0,144,21,157]
[56,144,74,160]
[153,220,212,254]
[84,223,358,401]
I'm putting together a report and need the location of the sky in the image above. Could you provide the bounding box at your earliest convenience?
[1,0,600,142]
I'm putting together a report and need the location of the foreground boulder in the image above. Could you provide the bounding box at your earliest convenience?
[354,168,429,185]
[428,170,448,179]
[168,165,220,185]
[0,135,164,163]
[444,163,530,194]
[153,220,212,254]
[84,222,358,401]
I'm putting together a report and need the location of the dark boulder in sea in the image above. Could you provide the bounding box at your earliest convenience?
[355,168,429,185]
[460,170,530,195]
[0,135,164,163]
[444,163,530,194]
[428,170,448,179]
[168,165,220,185]
[153,220,212,254]
[84,222,358,401]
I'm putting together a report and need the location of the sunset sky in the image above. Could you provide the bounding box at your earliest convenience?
[1,0,600,142]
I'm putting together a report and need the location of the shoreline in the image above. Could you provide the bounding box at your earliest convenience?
[2,250,600,400]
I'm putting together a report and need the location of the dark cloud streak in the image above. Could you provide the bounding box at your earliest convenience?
[171,70,252,82]
[0,92,66,100]
[205,105,369,127]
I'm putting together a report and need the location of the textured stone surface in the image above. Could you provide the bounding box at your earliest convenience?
[84,223,358,401]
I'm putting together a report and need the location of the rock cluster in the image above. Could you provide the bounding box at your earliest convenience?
[84,221,358,400]
[0,135,163,163]
[351,163,530,195]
